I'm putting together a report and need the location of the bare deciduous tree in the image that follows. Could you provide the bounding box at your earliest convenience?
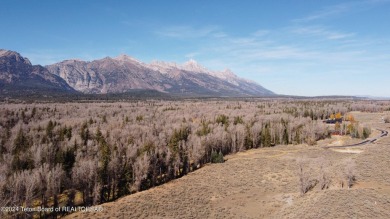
[344,159,356,188]
[132,153,150,192]
[318,158,331,190]
[298,158,318,195]
[383,116,390,123]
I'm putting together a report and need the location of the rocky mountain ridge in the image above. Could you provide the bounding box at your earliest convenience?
[0,49,75,94]
[0,49,274,97]
[46,54,274,96]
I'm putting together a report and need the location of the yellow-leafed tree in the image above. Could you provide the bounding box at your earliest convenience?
[335,122,341,131]
[345,114,355,122]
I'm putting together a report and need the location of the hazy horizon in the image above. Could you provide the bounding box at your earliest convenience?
[1,0,390,96]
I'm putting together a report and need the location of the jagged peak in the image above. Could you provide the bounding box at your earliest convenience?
[0,49,19,56]
[63,58,85,62]
[149,60,178,67]
[114,54,142,64]
[148,58,238,79]
[181,59,209,73]
[183,58,198,65]
[53,59,87,66]
[147,60,178,74]
[182,59,201,68]
[0,49,31,65]
[221,69,236,77]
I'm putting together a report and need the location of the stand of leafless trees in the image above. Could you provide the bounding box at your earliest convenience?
[0,99,388,218]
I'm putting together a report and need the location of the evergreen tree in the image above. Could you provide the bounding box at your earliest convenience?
[262,124,272,147]
[80,122,90,146]
[96,128,111,202]
[13,128,29,155]
[282,127,289,145]
[46,120,55,139]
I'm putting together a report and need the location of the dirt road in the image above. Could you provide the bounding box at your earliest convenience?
[324,129,388,149]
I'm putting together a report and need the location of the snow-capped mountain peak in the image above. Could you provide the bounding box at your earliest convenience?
[148,59,238,82]
[114,54,142,64]
[181,59,209,73]
[148,61,178,74]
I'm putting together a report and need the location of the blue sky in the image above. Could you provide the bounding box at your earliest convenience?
[1,0,390,96]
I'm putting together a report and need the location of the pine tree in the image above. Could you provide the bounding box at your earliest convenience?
[13,128,29,155]
[262,124,272,147]
[80,122,90,146]
[96,128,111,202]
[46,120,55,139]
[282,127,289,145]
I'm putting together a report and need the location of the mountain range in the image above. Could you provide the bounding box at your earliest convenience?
[0,49,274,97]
